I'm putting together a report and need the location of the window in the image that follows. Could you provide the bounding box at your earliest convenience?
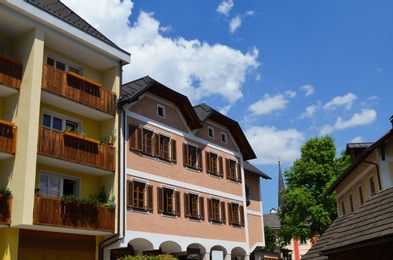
[42,110,81,132]
[349,194,354,213]
[206,151,223,177]
[369,176,376,194]
[127,180,153,212]
[208,126,214,138]
[341,200,346,215]
[226,159,241,182]
[158,187,180,216]
[221,132,227,143]
[207,198,226,223]
[183,143,202,170]
[300,239,308,245]
[47,56,81,74]
[39,172,79,197]
[228,203,244,226]
[358,185,364,205]
[157,104,165,118]
[184,193,204,220]
[129,125,177,162]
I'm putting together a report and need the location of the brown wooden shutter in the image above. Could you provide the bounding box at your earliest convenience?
[237,162,242,183]
[207,198,212,221]
[218,156,223,177]
[184,193,190,217]
[154,133,160,157]
[205,151,211,173]
[221,201,226,224]
[175,191,181,216]
[240,205,245,226]
[183,143,188,167]
[129,125,142,151]
[228,202,233,225]
[127,180,134,207]
[157,187,164,213]
[225,158,231,180]
[147,185,153,212]
[197,149,203,170]
[171,139,177,163]
[199,196,204,220]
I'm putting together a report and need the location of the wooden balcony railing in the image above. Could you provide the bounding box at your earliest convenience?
[0,198,12,225]
[0,120,17,154]
[38,127,115,172]
[41,64,117,115]
[0,54,22,90]
[33,195,114,232]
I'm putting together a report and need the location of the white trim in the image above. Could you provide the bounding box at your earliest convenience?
[39,170,80,197]
[42,108,83,132]
[208,126,215,138]
[246,209,262,216]
[335,164,374,198]
[157,103,166,118]
[221,132,228,144]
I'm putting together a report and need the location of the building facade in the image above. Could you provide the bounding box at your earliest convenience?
[0,0,130,259]
[110,76,270,260]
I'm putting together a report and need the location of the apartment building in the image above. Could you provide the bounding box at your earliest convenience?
[0,0,130,259]
[110,76,270,260]
[303,120,393,260]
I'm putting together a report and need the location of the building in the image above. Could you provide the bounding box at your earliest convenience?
[303,120,393,260]
[0,0,130,259]
[109,76,270,260]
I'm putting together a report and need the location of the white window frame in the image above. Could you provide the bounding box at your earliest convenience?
[208,126,215,138]
[39,171,80,197]
[46,54,83,75]
[157,104,165,118]
[42,109,82,133]
[221,132,227,143]
[358,185,364,205]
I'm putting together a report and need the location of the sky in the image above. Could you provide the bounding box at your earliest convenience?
[62,0,393,213]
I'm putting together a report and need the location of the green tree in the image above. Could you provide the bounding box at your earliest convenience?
[264,226,279,252]
[279,135,350,241]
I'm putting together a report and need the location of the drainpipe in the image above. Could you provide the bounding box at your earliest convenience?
[99,61,127,260]
[363,160,382,191]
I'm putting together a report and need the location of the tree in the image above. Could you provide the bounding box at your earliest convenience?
[264,226,279,252]
[279,135,350,241]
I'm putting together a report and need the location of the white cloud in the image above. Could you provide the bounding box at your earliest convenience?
[245,126,304,165]
[323,93,357,110]
[335,109,377,129]
[248,91,296,116]
[229,15,242,34]
[299,104,320,119]
[62,0,260,108]
[319,124,334,135]
[216,0,234,16]
[350,136,364,143]
[300,84,314,97]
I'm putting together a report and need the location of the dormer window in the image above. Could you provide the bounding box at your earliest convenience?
[208,126,214,138]
[157,104,165,118]
[221,132,227,143]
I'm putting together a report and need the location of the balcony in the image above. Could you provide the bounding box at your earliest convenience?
[0,120,17,160]
[41,64,117,120]
[33,195,114,232]
[37,127,115,174]
[0,198,12,225]
[0,54,22,96]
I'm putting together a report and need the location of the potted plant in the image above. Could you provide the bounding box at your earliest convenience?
[106,130,117,146]
[0,187,12,201]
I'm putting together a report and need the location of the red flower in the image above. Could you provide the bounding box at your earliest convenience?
[0,194,3,198]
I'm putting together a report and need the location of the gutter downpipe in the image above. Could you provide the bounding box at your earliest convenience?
[99,61,127,260]
[363,160,382,191]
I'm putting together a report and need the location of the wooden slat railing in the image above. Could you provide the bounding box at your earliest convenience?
[38,126,115,172]
[0,198,12,225]
[0,120,17,154]
[0,54,22,90]
[33,195,114,232]
[41,64,116,115]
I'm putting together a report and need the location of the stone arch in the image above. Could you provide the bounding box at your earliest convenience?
[128,238,154,252]
[210,245,227,260]
[160,241,182,254]
[231,247,247,260]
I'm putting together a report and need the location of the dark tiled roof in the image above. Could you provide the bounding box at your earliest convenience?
[26,0,122,51]
[243,161,271,179]
[303,187,393,259]
[346,142,373,150]
[263,213,281,230]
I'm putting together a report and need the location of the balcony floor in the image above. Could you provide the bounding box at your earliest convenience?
[0,83,19,97]
[12,223,114,236]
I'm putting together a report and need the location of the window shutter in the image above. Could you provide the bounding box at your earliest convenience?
[157,187,164,213]
[218,156,223,177]
[237,162,242,183]
[240,205,245,226]
[228,202,233,225]
[225,159,231,180]
[127,180,134,207]
[197,149,203,170]
[171,139,177,163]
[175,191,181,216]
[207,198,212,221]
[184,193,190,217]
[129,125,142,151]
[183,143,188,167]
[147,185,153,212]
[154,134,160,157]
[199,196,205,220]
[221,201,226,224]
[205,151,211,173]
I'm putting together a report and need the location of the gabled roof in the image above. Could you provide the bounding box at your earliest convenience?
[194,103,256,160]
[326,129,393,195]
[26,0,126,53]
[119,76,202,130]
[243,161,271,179]
[263,212,281,230]
[303,186,393,259]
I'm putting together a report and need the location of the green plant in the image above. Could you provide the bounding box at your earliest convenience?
[0,187,12,201]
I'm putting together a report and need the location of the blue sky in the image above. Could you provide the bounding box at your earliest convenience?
[63,0,393,213]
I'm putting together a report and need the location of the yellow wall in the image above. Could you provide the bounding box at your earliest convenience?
[0,228,19,260]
